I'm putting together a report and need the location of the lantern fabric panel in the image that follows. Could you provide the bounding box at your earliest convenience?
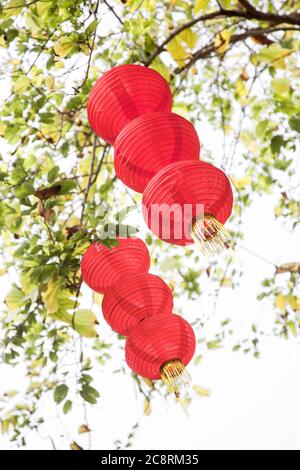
[81,238,150,294]
[142,160,233,246]
[114,112,200,193]
[125,314,196,380]
[102,273,173,335]
[87,65,172,145]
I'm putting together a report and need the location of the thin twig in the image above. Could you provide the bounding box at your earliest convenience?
[103,0,124,26]
[74,0,100,93]
[80,135,98,225]
[1,0,40,10]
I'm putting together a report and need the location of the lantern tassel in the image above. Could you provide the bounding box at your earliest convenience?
[191,214,231,258]
[160,359,191,395]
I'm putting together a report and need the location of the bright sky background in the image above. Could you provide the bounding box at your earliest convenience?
[0,4,300,451]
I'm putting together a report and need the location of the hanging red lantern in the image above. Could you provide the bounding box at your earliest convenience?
[81,238,150,294]
[142,160,233,256]
[87,65,172,145]
[114,112,200,193]
[125,313,195,393]
[81,237,196,395]
[102,273,173,335]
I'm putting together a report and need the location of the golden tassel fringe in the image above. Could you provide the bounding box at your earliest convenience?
[160,359,191,395]
[191,214,231,258]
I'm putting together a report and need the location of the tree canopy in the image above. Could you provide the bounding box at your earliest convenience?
[0,0,299,449]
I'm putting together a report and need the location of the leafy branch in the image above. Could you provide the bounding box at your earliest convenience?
[145,2,300,67]
[175,25,300,73]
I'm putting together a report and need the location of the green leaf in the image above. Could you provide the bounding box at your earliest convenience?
[257,44,293,64]
[5,286,24,311]
[85,19,98,35]
[289,117,300,133]
[287,321,297,337]
[166,36,188,67]
[218,0,233,7]
[15,181,34,198]
[271,135,284,155]
[73,309,99,338]
[42,276,60,314]
[151,58,170,82]
[58,180,77,195]
[36,0,51,17]
[271,78,290,95]
[47,166,60,183]
[54,384,68,404]
[193,385,211,397]
[24,11,41,34]
[80,384,100,404]
[13,76,30,94]
[207,340,223,350]
[54,37,77,58]
[5,0,23,17]
[275,294,287,312]
[194,0,209,13]
[1,419,10,434]
[179,28,197,49]
[63,400,72,414]
[160,256,180,272]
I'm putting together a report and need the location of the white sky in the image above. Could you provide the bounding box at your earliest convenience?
[0,4,300,451]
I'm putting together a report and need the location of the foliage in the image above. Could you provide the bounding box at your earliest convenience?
[0,0,299,449]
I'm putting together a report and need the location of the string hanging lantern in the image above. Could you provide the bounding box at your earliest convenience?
[81,237,150,294]
[102,273,173,336]
[81,237,195,394]
[125,314,196,394]
[114,112,200,193]
[87,64,172,145]
[142,160,233,257]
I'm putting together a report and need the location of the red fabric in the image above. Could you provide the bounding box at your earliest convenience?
[114,112,200,193]
[102,273,173,336]
[125,314,196,380]
[87,65,172,145]
[142,161,233,246]
[81,238,150,294]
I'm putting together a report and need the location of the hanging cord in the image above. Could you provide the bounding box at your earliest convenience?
[235,242,278,268]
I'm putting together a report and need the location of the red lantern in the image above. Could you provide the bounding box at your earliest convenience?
[114,112,200,193]
[87,65,172,145]
[125,314,195,392]
[102,273,173,336]
[81,238,150,294]
[142,160,233,256]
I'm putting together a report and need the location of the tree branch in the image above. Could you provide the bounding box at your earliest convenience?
[1,0,40,10]
[80,135,98,225]
[175,26,300,74]
[73,0,100,94]
[146,5,300,66]
[103,0,124,26]
[145,10,227,66]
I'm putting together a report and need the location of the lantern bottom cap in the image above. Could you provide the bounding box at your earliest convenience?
[160,359,191,395]
[191,214,231,258]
